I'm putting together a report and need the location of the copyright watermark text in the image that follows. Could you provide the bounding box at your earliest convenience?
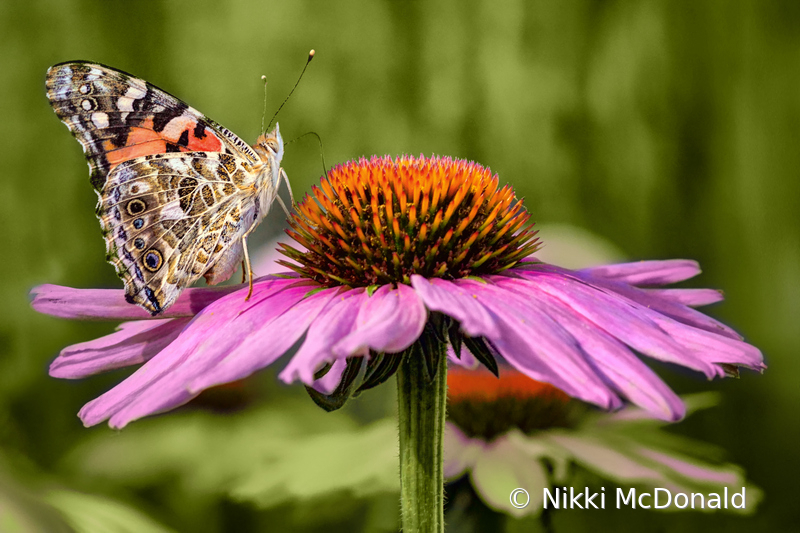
[510,488,530,509]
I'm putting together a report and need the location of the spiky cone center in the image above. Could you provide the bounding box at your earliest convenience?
[448,367,581,441]
[280,155,541,287]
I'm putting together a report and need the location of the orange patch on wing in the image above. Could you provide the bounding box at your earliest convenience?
[105,139,167,167]
[185,125,223,151]
[162,116,223,152]
[100,116,223,170]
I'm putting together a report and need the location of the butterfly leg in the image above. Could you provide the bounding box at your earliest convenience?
[276,195,292,218]
[280,168,296,208]
[242,235,254,301]
[241,261,247,283]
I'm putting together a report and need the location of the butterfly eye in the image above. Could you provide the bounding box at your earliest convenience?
[265,139,279,153]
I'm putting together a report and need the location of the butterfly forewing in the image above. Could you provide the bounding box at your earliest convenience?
[46,61,282,315]
[45,61,260,189]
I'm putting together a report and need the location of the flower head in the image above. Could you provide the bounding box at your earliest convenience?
[279,156,540,286]
[32,155,764,428]
[447,364,579,442]
[444,366,762,517]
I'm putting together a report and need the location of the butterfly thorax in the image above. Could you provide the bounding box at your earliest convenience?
[251,123,284,217]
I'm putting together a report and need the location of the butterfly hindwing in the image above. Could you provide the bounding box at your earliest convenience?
[45,61,260,191]
[99,152,259,314]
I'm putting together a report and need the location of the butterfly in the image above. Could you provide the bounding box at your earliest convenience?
[46,61,291,315]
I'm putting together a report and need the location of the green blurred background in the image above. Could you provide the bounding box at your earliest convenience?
[1,0,798,531]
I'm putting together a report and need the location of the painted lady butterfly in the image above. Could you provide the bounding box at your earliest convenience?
[46,61,290,315]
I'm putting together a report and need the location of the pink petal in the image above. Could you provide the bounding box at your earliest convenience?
[279,288,368,386]
[611,285,740,340]
[496,277,685,420]
[608,280,761,370]
[332,284,427,357]
[186,287,343,394]
[642,288,724,307]
[78,277,307,428]
[518,263,741,340]
[578,259,701,286]
[309,358,349,395]
[50,318,190,379]
[527,267,762,371]
[655,318,764,370]
[458,279,622,410]
[511,271,728,377]
[575,274,740,340]
[447,344,479,369]
[32,282,250,320]
[410,276,499,338]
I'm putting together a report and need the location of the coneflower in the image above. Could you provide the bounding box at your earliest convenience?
[32,155,764,533]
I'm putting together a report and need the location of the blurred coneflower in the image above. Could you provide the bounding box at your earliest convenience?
[32,155,764,532]
[444,365,762,524]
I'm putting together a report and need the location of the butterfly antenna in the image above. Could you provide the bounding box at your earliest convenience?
[260,75,268,136]
[266,49,315,132]
[286,131,329,178]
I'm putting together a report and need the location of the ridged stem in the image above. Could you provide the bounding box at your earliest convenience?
[396,346,447,533]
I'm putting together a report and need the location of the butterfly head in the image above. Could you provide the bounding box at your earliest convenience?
[254,123,284,164]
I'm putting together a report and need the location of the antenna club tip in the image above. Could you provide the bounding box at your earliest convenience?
[308,49,316,60]
[261,75,267,80]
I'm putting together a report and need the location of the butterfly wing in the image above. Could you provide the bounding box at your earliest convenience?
[46,61,267,314]
[45,61,260,190]
[99,152,259,314]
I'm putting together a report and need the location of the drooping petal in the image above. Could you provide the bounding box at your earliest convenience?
[517,263,741,340]
[186,287,343,395]
[495,277,684,420]
[615,285,739,340]
[78,277,309,428]
[332,284,427,358]
[30,283,244,320]
[457,279,622,410]
[410,276,499,338]
[642,288,724,307]
[279,288,368,386]
[547,433,759,508]
[655,318,764,370]
[578,259,701,286]
[634,447,740,485]
[544,433,669,485]
[50,318,190,379]
[511,270,744,377]
[579,275,741,340]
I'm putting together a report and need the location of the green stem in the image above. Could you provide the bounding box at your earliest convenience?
[397,346,447,533]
